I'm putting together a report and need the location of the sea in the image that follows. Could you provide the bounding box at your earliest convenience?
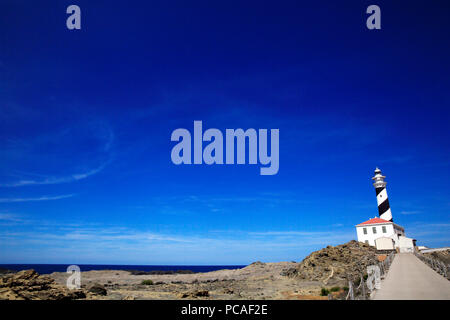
[0,264,245,275]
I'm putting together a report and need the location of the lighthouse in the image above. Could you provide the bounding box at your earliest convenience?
[372,167,393,222]
[355,168,417,252]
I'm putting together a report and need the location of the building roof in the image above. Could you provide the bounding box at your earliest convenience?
[356,217,392,226]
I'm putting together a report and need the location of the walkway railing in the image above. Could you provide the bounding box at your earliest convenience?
[334,252,395,300]
[414,251,449,280]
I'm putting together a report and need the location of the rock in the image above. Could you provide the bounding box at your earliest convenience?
[250,261,265,266]
[284,240,379,285]
[0,269,86,300]
[424,249,450,265]
[128,269,194,275]
[178,290,209,298]
[280,267,298,277]
[0,268,15,275]
[223,288,234,294]
[194,290,209,297]
[88,283,107,296]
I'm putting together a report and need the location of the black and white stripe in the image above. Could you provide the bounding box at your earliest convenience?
[372,168,393,222]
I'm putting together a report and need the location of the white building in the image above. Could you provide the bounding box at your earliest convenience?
[356,217,405,247]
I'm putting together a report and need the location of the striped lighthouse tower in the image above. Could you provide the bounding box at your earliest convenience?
[372,167,393,222]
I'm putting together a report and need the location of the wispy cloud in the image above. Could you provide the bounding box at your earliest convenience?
[379,155,413,164]
[146,193,309,211]
[247,230,354,244]
[0,120,114,187]
[0,194,74,203]
[424,223,450,228]
[400,210,420,215]
[0,213,22,222]
[57,229,194,243]
[404,222,450,248]
[250,231,331,236]
[0,164,108,187]
[0,220,357,264]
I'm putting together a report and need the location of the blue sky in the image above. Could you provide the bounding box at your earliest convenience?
[0,0,449,264]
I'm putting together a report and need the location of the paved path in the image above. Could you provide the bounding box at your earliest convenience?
[374,253,450,300]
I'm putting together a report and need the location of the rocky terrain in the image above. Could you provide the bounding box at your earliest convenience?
[0,270,86,300]
[283,240,379,285]
[424,249,450,265]
[48,261,324,300]
[0,241,380,300]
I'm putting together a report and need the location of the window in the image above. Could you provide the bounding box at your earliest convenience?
[382,226,387,233]
[363,228,367,235]
[372,227,377,234]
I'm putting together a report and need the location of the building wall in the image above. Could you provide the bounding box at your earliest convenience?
[356,224,397,246]
[398,236,415,253]
[393,225,405,237]
[375,237,395,250]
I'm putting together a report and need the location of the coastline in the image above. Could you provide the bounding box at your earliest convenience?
[0,241,382,300]
[0,264,246,276]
